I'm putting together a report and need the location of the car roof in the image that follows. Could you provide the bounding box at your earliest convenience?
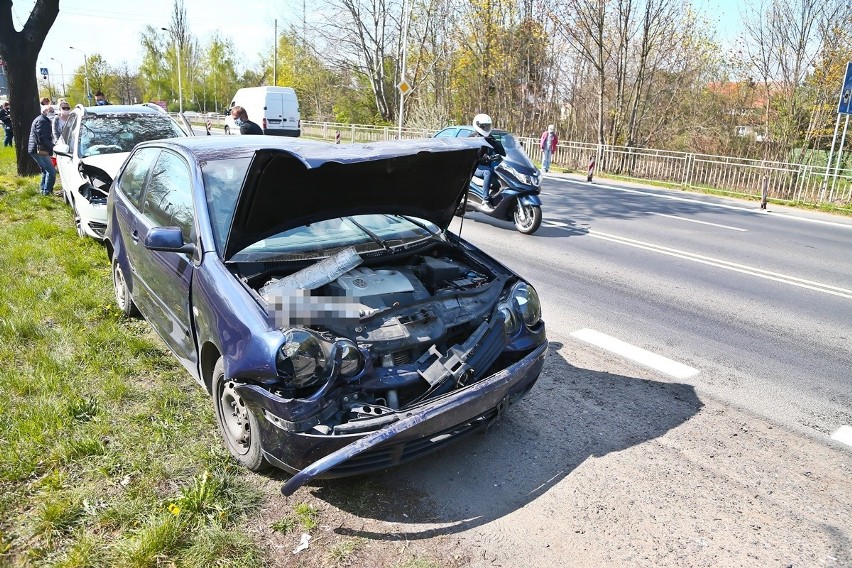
[76,104,171,117]
[440,126,509,136]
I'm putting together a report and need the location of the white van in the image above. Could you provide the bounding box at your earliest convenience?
[225,86,300,137]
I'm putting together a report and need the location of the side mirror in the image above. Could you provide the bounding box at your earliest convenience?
[144,226,195,254]
[54,142,71,157]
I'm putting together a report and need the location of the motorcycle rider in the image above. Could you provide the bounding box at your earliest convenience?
[471,113,506,199]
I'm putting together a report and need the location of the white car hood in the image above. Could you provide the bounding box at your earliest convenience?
[79,152,131,179]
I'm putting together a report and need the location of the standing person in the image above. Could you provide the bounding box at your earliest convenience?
[28,105,57,195]
[53,98,71,141]
[539,124,558,173]
[40,96,51,106]
[230,106,263,135]
[0,101,12,147]
[587,154,596,182]
[94,91,110,105]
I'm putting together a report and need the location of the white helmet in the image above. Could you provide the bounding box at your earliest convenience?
[472,113,493,137]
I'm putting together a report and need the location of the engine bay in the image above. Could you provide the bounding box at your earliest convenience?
[236,243,521,435]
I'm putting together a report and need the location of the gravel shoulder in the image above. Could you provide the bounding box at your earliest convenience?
[247,341,851,567]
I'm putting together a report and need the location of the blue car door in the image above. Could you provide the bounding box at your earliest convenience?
[133,149,197,373]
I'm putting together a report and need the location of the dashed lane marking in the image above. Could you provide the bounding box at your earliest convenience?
[647,211,747,232]
[570,328,699,380]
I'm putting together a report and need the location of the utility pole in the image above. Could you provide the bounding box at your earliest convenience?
[50,58,65,97]
[69,47,91,104]
[161,27,183,113]
[273,19,277,86]
[397,0,410,137]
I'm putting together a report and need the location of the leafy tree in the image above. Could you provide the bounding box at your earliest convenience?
[0,0,60,175]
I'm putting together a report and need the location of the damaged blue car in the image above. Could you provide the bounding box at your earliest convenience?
[104,136,546,495]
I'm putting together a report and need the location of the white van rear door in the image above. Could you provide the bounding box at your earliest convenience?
[265,93,284,130]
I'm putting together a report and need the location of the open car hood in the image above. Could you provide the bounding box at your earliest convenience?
[79,152,129,180]
[223,138,488,260]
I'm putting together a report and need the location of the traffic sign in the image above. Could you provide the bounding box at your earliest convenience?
[397,80,411,96]
[838,61,852,115]
[39,67,48,80]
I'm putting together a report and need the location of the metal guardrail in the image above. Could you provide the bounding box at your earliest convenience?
[216,118,852,211]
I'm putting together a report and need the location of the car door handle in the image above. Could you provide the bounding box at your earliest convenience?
[131,229,139,243]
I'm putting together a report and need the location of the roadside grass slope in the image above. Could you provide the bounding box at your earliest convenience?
[0,147,452,568]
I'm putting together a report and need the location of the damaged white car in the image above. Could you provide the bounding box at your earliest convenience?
[54,103,192,239]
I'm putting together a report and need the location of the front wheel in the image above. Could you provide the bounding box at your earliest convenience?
[224,125,230,135]
[514,202,542,234]
[212,358,270,472]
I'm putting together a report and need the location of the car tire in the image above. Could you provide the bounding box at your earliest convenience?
[224,125,230,135]
[212,358,270,472]
[112,259,139,317]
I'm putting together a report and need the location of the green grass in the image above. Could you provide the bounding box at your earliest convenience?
[0,146,262,566]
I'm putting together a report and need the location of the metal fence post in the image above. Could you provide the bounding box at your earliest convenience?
[682,154,693,187]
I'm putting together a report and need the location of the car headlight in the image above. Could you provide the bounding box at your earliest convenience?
[512,282,542,327]
[277,329,365,393]
[499,304,520,336]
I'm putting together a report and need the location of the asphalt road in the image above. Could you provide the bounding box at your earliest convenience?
[449,174,852,443]
[268,170,851,567]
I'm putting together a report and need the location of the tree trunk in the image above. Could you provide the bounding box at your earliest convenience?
[0,0,60,176]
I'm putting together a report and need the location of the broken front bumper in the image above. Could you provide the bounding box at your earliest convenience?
[251,341,547,496]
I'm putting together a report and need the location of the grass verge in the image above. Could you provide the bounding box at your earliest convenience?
[0,146,262,567]
[0,147,454,568]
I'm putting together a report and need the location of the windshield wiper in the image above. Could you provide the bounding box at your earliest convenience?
[397,215,442,239]
[345,217,390,252]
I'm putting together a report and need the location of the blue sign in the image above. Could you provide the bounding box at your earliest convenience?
[39,67,48,78]
[838,61,852,115]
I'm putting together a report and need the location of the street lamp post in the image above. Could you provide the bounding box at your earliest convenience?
[50,57,65,97]
[69,46,90,104]
[161,27,183,113]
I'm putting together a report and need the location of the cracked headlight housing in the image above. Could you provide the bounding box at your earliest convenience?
[497,281,541,337]
[276,329,364,392]
[512,282,542,327]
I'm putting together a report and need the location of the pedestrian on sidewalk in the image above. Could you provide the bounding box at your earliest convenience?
[587,154,596,182]
[540,124,558,173]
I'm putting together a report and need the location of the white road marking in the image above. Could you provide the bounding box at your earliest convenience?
[587,230,852,300]
[647,212,747,232]
[552,177,852,229]
[570,328,699,379]
[541,219,570,228]
[830,425,852,447]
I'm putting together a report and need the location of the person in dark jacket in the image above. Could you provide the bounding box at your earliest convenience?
[27,106,56,195]
[230,106,264,135]
[0,101,12,147]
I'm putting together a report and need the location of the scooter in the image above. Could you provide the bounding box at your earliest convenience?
[458,135,543,234]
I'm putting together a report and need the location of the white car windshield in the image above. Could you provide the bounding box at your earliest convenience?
[79,115,185,157]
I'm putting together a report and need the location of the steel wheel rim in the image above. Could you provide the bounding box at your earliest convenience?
[113,265,129,311]
[219,381,251,455]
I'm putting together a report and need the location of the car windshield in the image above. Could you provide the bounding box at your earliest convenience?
[79,115,185,157]
[201,158,439,261]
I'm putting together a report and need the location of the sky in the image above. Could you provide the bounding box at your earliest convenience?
[14,0,747,90]
[13,0,305,88]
